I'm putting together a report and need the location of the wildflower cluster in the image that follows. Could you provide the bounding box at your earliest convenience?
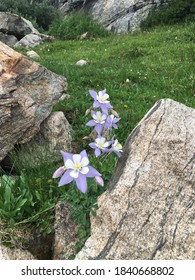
[52,88,122,194]
[86,89,123,158]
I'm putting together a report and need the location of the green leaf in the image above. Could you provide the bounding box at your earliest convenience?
[2,175,15,187]
[35,191,42,201]
[4,185,11,205]
[15,198,28,210]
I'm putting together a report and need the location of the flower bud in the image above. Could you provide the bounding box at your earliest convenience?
[52,166,65,178]
[95,176,104,187]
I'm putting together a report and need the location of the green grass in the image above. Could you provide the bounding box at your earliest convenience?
[35,22,195,144]
[1,21,195,257]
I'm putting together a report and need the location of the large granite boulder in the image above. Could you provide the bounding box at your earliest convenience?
[76,99,195,259]
[59,0,170,34]
[0,12,53,47]
[0,42,68,162]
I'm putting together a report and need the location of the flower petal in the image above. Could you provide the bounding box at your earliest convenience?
[65,159,74,169]
[73,154,81,163]
[93,101,100,108]
[103,93,109,100]
[103,141,111,148]
[87,166,101,177]
[89,143,96,149]
[95,123,103,135]
[113,150,122,157]
[95,148,101,157]
[70,169,79,178]
[91,110,97,119]
[61,151,73,163]
[86,120,96,127]
[89,90,97,100]
[81,156,89,167]
[75,174,87,193]
[80,166,89,174]
[58,170,73,187]
[80,150,88,159]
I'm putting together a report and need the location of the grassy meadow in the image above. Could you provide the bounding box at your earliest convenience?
[36,22,195,143]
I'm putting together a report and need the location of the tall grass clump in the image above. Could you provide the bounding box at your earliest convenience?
[141,0,195,30]
[48,11,111,40]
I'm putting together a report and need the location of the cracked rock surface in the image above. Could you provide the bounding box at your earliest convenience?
[59,0,169,34]
[76,99,195,259]
[0,42,67,161]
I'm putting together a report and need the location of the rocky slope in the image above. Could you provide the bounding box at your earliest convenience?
[58,0,170,33]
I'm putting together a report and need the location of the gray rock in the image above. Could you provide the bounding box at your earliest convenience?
[0,42,67,161]
[15,33,54,49]
[0,12,39,40]
[0,32,18,47]
[26,50,41,60]
[79,32,90,40]
[0,12,54,48]
[59,0,170,34]
[76,59,88,66]
[15,33,44,48]
[0,243,36,260]
[76,99,195,259]
[40,111,72,154]
[53,202,79,259]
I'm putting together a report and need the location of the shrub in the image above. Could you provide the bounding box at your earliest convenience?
[141,0,195,30]
[48,11,111,40]
[0,0,60,31]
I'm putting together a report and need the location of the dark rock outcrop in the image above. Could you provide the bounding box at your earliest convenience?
[0,12,54,48]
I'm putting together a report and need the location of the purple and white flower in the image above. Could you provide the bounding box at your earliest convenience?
[89,89,112,114]
[52,150,102,193]
[110,137,123,157]
[105,114,121,130]
[86,111,107,135]
[89,137,111,157]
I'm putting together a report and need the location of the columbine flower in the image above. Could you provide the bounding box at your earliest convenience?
[89,89,112,114]
[105,114,121,130]
[86,111,107,135]
[89,137,111,157]
[110,137,123,157]
[52,150,102,193]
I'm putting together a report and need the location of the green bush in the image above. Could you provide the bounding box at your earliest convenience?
[0,0,60,31]
[48,11,111,40]
[141,0,195,30]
